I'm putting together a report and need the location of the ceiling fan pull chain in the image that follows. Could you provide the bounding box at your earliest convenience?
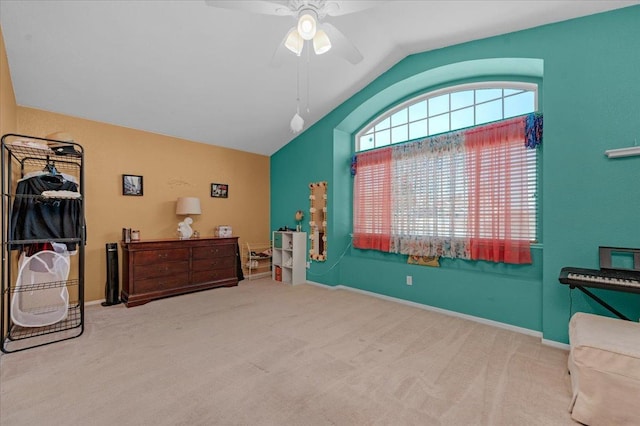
[297,51,302,114]
[306,43,311,114]
[290,51,305,133]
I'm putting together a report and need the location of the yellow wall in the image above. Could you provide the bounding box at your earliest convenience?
[0,26,14,337]
[16,107,270,302]
[0,26,17,135]
[4,24,270,304]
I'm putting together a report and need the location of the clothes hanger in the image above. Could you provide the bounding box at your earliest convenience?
[41,160,63,182]
[43,162,57,175]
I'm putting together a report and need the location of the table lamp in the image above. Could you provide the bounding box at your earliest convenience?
[176,197,201,239]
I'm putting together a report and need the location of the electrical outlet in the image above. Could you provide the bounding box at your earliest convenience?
[406,275,412,286]
[306,261,311,269]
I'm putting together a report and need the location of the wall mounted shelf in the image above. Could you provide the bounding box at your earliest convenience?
[605,145,640,158]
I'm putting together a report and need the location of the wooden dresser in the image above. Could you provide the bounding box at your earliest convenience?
[120,237,239,307]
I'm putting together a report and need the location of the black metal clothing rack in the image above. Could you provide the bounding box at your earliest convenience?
[1,133,86,353]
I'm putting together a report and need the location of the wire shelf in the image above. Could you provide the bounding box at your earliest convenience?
[6,278,79,293]
[6,304,82,341]
[9,146,82,166]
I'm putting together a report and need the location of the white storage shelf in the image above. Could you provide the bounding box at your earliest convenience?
[272,231,306,285]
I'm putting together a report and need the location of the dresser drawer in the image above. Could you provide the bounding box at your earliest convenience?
[192,267,236,284]
[192,256,235,272]
[134,261,189,280]
[192,244,235,259]
[134,272,190,294]
[134,248,190,265]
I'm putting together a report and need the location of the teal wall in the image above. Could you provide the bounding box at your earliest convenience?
[270,6,640,343]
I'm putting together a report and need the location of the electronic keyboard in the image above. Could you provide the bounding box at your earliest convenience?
[559,266,640,294]
[559,247,640,320]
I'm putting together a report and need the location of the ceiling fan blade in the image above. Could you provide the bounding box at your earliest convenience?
[204,0,294,16]
[323,1,388,16]
[321,22,363,65]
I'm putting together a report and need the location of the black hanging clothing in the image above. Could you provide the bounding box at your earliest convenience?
[10,175,83,251]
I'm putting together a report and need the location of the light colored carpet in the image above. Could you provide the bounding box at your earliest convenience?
[1,278,575,425]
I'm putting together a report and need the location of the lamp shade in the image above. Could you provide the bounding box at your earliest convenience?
[285,28,304,55]
[176,197,201,215]
[313,29,331,55]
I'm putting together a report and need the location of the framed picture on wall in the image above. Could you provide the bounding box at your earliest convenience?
[211,183,228,198]
[123,174,143,196]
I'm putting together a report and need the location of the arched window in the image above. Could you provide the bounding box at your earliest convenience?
[357,82,537,152]
[352,82,541,264]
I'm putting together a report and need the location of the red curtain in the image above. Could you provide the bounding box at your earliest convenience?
[353,148,392,251]
[465,116,532,264]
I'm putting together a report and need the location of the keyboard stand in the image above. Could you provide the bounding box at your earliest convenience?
[568,284,631,321]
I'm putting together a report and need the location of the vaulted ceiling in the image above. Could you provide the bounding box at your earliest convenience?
[1,1,637,155]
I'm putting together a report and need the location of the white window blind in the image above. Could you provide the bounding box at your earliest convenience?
[354,114,540,264]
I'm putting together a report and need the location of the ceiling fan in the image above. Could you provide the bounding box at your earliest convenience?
[204,0,381,65]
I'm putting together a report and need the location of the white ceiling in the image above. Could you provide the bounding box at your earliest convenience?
[1,0,637,156]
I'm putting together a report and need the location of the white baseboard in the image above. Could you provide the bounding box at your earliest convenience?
[304,282,571,346]
[541,339,570,351]
[305,280,338,290]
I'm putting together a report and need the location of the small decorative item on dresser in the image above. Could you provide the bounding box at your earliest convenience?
[122,228,131,243]
[215,226,232,238]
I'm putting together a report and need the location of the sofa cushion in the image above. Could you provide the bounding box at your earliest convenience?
[568,312,640,425]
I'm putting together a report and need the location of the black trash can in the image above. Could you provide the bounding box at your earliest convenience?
[101,242,121,306]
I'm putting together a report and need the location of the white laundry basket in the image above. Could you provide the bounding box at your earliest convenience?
[11,250,70,327]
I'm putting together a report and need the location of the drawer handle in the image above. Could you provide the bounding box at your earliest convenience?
[158,253,168,259]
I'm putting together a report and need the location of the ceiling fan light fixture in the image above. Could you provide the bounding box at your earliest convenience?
[313,29,331,55]
[297,11,317,40]
[284,29,304,55]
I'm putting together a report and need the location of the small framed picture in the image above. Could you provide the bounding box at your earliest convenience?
[123,174,143,196]
[211,183,228,198]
